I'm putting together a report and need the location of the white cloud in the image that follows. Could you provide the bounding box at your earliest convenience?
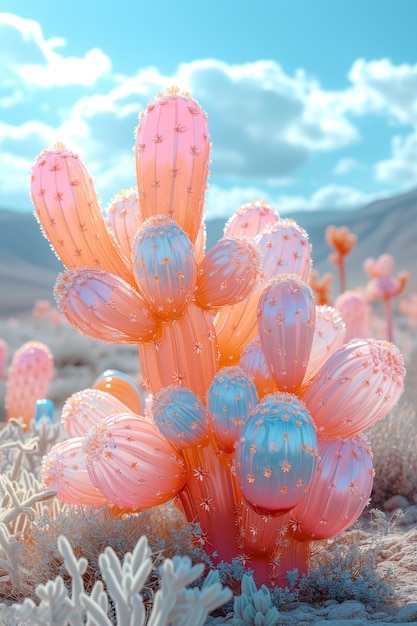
[204,184,273,220]
[204,183,379,221]
[0,13,111,88]
[348,58,417,125]
[180,59,359,179]
[375,130,417,185]
[334,157,361,175]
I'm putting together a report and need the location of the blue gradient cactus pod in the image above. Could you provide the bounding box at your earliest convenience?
[132,215,197,320]
[235,392,318,515]
[206,366,259,453]
[152,385,210,448]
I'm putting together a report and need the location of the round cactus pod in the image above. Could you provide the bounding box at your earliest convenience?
[257,218,312,282]
[54,268,161,344]
[31,144,133,284]
[257,274,316,392]
[302,305,346,385]
[301,338,406,438]
[135,88,210,244]
[206,366,259,453]
[5,340,54,429]
[83,413,187,509]
[152,385,210,448]
[132,216,197,320]
[105,187,142,260]
[41,437,109,507]
[235,392,318,515]
[61,388,132,438]
[93,369,145,415]
[195,237,261,309]
[223,200,279,238]
[334,290,371,342]
[239,337,279,399]
[289,434,374,541]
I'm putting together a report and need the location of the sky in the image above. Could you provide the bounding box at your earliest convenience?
[1,0,417,222]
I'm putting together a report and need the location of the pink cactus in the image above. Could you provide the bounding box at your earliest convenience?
[223,200,279,237]
[61,387,133,438]
[334,289,372,341]
[364,253,409,342]
[32,88,407,588]
[41,437,109,507]
[105,187,142,259]
[326,224,357,294]
[82,413,187,509]
[5,340,54,430]
[135,86,210,244]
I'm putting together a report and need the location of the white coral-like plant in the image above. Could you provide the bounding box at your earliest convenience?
[0,533,232,626]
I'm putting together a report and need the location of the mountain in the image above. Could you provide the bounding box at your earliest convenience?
[0,187,416,317]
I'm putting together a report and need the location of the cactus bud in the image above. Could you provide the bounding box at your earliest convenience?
[235,392,318,515]
[135,88,210,243]
[207,366,258,453]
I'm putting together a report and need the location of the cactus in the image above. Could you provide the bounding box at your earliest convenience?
[31,88,406,587]
[364,253,409,342]
[5,340,54,430]
[325,224,357,294]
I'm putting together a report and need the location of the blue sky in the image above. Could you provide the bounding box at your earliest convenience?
[1,0,416,220]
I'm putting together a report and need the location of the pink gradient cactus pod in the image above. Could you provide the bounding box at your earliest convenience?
[257,218,312,283]
[214,217,312,367]
[82,412,187,509]
[54,268,161,344]
[135,87,210,244]
[235,392,318,516]
[301,338,406,438]
[41,437,109,507]
[239,337,279,399]
[152,385,210,448]
[334,290,371,342]
[61,387,133,438]
[302,305,346,385]
[31,144,133,284]
[92,369,145,415]
[206,366,259,453]
[132,215,197,320]
[257,274,316,392]
[289,434,374,541]
[105,187,142,259]
[195,237,261,309]
[223,200,279,238]
[5,340,54,430]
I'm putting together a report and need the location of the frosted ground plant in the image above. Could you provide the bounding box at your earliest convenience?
[0,533,231,625]
[31,87,406,587]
